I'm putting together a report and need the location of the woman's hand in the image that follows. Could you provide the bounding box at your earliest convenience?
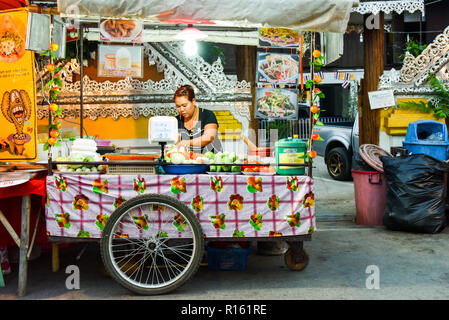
[176,139,191,149]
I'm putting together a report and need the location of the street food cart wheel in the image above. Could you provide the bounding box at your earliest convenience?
[284,241,309,271]
[100,194,204,295]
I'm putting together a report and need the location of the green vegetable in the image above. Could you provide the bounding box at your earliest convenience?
[210,165,216,172]
[170,152,185,164]
[222,155,231,164]
[231,165,241,172]
[205,151,215,160]
[214,154,222,163]
[222,165,231,172]
[68,153,84,169]
[83,156,96,168]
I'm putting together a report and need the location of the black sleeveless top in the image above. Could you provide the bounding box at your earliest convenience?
[177,108,223,154]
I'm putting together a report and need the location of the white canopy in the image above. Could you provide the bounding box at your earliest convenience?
[57,0,358,33]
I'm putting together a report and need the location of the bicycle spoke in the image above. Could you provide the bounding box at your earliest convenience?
[103,197,203,293]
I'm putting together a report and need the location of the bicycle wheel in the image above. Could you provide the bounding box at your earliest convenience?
[101,194,204,295]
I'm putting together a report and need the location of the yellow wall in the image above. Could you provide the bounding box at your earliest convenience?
[380,98,444,135]
[37,116,149,140]
[37,110,243,141]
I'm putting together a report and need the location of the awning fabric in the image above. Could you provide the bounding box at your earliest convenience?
[0,0,28,10]
[57,0,357,33]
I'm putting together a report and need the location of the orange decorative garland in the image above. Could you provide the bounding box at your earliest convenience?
[41,43,63,151]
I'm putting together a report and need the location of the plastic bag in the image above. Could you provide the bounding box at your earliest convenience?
[352,151,376,172]
[380,154,449,234]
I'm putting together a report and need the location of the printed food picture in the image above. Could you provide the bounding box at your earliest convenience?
[259,27,299,47]
[0,14,26,63]
[258,53,299,84]
[256,88,296,119]
[101,19,137,38]
[98,45,143,78]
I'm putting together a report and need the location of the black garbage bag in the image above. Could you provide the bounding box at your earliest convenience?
[380,154,449,234]
[352,151,376,171]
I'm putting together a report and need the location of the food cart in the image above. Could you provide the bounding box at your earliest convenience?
[2,0,357,296]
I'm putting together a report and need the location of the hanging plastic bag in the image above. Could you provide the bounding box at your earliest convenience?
[380,154,449,234]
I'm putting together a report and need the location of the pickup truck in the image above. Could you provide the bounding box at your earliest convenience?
[312,114,359,181]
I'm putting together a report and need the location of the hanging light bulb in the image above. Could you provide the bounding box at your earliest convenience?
[173,25,208,57]
[184,38,198,56]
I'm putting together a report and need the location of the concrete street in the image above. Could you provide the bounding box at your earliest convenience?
[1,156,448,300]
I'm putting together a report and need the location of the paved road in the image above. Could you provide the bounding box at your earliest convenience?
[312,156,356,222]
[1,220,449,300]
[11,157,442,301]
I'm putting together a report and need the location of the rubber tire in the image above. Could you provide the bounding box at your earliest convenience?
[100,194,204,296]
[326,147,352,181]
[284,248,309,271]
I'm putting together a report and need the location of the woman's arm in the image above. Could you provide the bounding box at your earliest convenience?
[177,123,217,148]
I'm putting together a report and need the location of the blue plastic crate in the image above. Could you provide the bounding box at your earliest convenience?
[206,246,251,271]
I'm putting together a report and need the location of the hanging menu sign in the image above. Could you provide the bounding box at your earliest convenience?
[98,44,143,78]
[257,52,299,86]
[255,87,298,120]
[258,27,300,48]
[99,19,143,42]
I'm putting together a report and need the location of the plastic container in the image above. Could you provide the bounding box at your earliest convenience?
[206,246,251,271]
[95,140,111,147]
[402,120,449,161]
[275,136,307,175]
[352,170,387,226]
[163,164,208,174]
[248,147,272,157]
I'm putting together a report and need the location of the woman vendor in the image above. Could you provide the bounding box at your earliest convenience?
[174,85,223,154]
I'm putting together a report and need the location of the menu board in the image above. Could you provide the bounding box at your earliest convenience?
[258,27,300,48]
[257,52,299,86]
[99,19,143,42]
[255,88,298,120]
[0,9,38,161]
[98,45,143,78]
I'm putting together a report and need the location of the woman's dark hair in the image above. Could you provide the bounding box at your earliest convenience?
[174,85,195,102]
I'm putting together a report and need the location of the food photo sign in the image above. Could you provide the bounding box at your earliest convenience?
[99,19,143,42]
[0,8,38,161]
[98,44,143,78]
[258,27,300,48]
[257,52,299,86]
[255,87,298,120]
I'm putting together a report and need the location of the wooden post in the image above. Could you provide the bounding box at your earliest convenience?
[52,244,60,272]
[18,195,31,297]
[236,45,258,146]
[360,13,385,146]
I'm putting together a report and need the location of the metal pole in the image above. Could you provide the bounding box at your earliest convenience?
[79,24,84,138]
[308,33,315,178]
[18,195,30,297]
[419,13,422,45]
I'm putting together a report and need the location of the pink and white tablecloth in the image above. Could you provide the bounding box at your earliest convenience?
[45,174,316,239]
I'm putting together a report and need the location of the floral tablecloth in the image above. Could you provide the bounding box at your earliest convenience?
[45,174,316,239]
